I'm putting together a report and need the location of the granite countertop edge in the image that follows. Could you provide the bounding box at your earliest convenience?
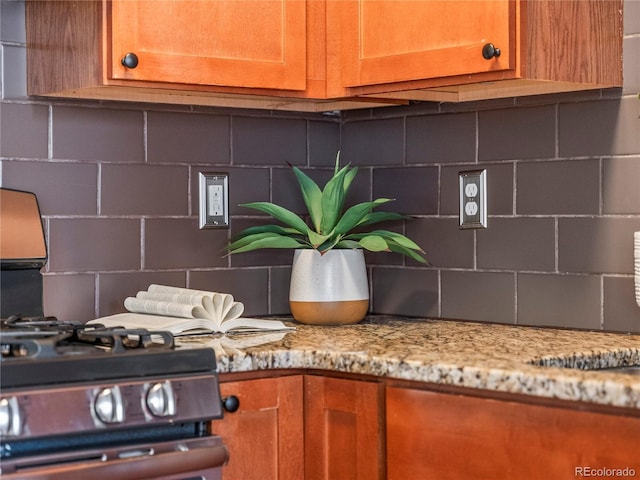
[175,316,640,409]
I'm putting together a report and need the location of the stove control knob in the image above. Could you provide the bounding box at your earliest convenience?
[94,387,125,424]
[146,381,176,418]
[0,397,22,436]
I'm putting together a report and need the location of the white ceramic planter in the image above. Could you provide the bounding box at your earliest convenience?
[289,249,369,325]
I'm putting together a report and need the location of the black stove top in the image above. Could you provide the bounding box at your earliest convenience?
[1,314,174,359]
[0,315,216,390]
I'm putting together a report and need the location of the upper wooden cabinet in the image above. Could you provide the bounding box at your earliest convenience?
[343,0,623,102]
[109,0,306,91]
[25,0,622,112]
[333,1,513,89]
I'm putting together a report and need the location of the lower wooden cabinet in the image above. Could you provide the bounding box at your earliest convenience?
[211,375,304,480]
[304,375,385,480]
[212,373,640,480]
[386,386,640,480]
[213,374,384,480]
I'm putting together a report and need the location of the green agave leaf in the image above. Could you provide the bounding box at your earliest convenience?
[356,211,406,227]
[227,232,308,254]
[334,239,361,249]
[230,224,300,243]
[357,234,390,252]
[227,231,291,251]
[343,165,358,194]
[307,229,333,249]
[316,235,343,253]
[333,198,392,235]
[387,240,429,264]
[240,201,309,234]
[319,165,351,233]
[366,230,425,252]
[292,166,323,233]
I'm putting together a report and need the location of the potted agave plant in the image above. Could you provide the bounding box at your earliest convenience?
[227,153,427,325]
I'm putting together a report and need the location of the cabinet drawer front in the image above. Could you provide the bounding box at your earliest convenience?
[109,0,306,91]
[335,0,515,89]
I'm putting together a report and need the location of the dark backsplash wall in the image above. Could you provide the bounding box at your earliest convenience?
[2,0,639,332]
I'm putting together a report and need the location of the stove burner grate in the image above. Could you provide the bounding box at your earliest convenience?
[0,314,174,359]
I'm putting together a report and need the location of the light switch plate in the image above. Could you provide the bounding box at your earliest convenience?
[199,172,229,229]
[459,169,487,229]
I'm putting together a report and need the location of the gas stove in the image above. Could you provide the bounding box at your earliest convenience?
[0,315,227,479]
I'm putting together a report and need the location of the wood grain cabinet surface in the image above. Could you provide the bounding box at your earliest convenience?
[26,0,622,111]
[341,0,623,102]
[304,375,385,480]
[109,0,307,91]
[213,374,383,480]
[386,386,640,480]
[212,375,304,480]
[213,372,639,479]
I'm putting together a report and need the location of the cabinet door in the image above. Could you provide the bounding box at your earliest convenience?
[387,386,640,480]
[305,375,385,480]
[109,0,306,90]
[212,375,304,480]
[333,0,514,89]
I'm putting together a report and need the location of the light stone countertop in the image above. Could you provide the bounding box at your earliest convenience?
[175,316,640,409]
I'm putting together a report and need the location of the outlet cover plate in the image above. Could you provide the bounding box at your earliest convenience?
[199,172,229,229]
[459,169,487,229]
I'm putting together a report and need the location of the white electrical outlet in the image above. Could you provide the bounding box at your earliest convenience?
[459,170,487,229]
[199,172,229,228]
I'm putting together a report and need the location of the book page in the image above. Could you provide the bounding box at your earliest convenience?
[89,312,294,336]
[144,284,245,325]
[88,313,211,335]
[217,317,294,334]
[123,296,209,320]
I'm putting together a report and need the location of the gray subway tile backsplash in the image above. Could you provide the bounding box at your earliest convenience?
[558,217,640,274]
[147,111,231,165]
[372,166,438,215]
[371,267,439,318]
[52,106,144,162]
[406,112,476,164]
[232,116,307,165]
[0,103,48,158]
[603,277,640,332]
[602,156,640,214]
[516,159,600,215]
[2,0,639,330]
[406,218,474,269]
[477,218,556,271]
[2,160,98,215]
[47,218,141,272]
[441,270,515,324]
[478,105,556,161]
[559,97,640,157]
[517,273,601,329]
[100,163,189,216]
[144,218,228,270]
[341,117,404,165]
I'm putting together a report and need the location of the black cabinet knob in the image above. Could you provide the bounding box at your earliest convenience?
[222,395,240,413]
[121,52,139,69]
[482,43,501,60]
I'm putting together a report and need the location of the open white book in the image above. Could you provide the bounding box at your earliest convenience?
[88,284,294,335]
